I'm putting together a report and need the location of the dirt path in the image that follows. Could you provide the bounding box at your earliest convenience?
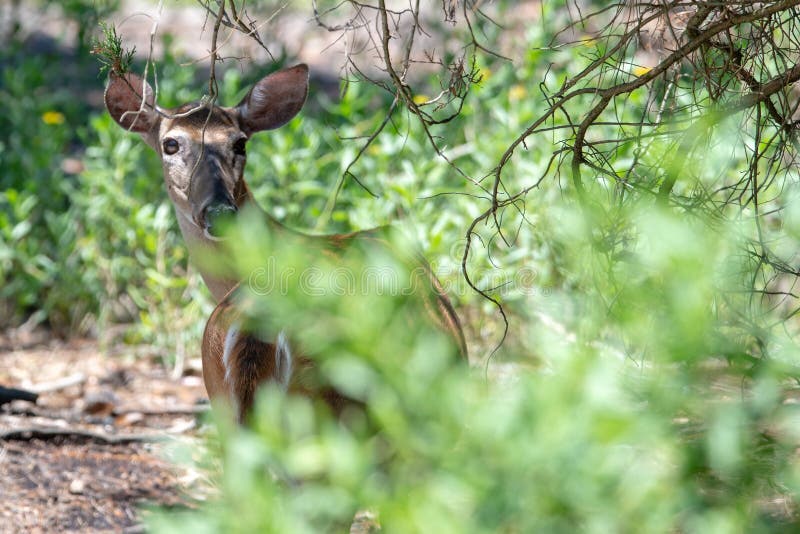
[0,334,213,532]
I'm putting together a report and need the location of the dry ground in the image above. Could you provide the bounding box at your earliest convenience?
[0,331,214,532]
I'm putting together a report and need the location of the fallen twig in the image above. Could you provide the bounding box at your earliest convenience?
[28,373,86,394]
[114,404,210,416]
[0,427,166,444]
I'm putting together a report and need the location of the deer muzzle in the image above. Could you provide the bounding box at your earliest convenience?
[189,158,238,238]
[204,202,238,238]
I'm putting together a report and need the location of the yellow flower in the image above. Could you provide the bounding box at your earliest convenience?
[42,111,65,125]
[509,84,526,101]
[412,94,429,105]
[479,67,491,81]
[633,65,653,77]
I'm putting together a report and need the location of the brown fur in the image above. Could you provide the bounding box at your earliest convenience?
[172,103,237,129]
[200,209,467,421]
[203,288,358,422]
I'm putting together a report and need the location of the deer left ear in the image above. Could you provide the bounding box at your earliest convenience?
[236,64,309,135]
[105,72,159,134]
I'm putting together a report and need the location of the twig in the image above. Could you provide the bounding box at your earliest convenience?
[114,405,210,416]
[0,427,167,444]
[28,373,86,394]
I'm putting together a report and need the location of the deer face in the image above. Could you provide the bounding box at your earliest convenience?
[156,105,246,238]
[104,64,309,239]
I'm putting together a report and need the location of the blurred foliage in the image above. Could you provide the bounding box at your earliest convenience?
[150,197,800,533]
[49,0,119,52]
[2,0,800,531]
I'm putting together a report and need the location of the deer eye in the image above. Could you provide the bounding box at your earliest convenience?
[233,138,247,156]
[163,138,180,155]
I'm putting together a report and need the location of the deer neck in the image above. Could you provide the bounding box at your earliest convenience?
[174,177,289,303]
[173,206,236,301]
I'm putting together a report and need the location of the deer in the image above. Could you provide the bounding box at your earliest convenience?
[104,64,467,422]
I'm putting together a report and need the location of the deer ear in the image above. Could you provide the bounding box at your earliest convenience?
[104,72,159,133]
[236,64,308,135]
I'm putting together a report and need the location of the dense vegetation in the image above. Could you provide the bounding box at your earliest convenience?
[3,0,800,531]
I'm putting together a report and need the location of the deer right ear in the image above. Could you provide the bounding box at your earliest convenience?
[104,72,159,134]
[236,64,309,135]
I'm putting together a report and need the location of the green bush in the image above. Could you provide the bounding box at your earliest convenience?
[0,39,212,349]
[0,47,91,331]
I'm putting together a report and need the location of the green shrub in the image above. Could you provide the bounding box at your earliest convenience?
[0,40,213,348]
[148,198,800,532]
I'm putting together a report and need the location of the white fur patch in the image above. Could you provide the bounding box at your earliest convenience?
[222,322,240,385]
[275,330,293,389]
[202,227,226,242]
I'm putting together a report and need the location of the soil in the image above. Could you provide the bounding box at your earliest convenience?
[0,333,213,532]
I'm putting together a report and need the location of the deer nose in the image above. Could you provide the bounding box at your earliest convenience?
[203,202,238,238]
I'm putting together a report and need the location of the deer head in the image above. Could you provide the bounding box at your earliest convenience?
[104,64,309,239]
